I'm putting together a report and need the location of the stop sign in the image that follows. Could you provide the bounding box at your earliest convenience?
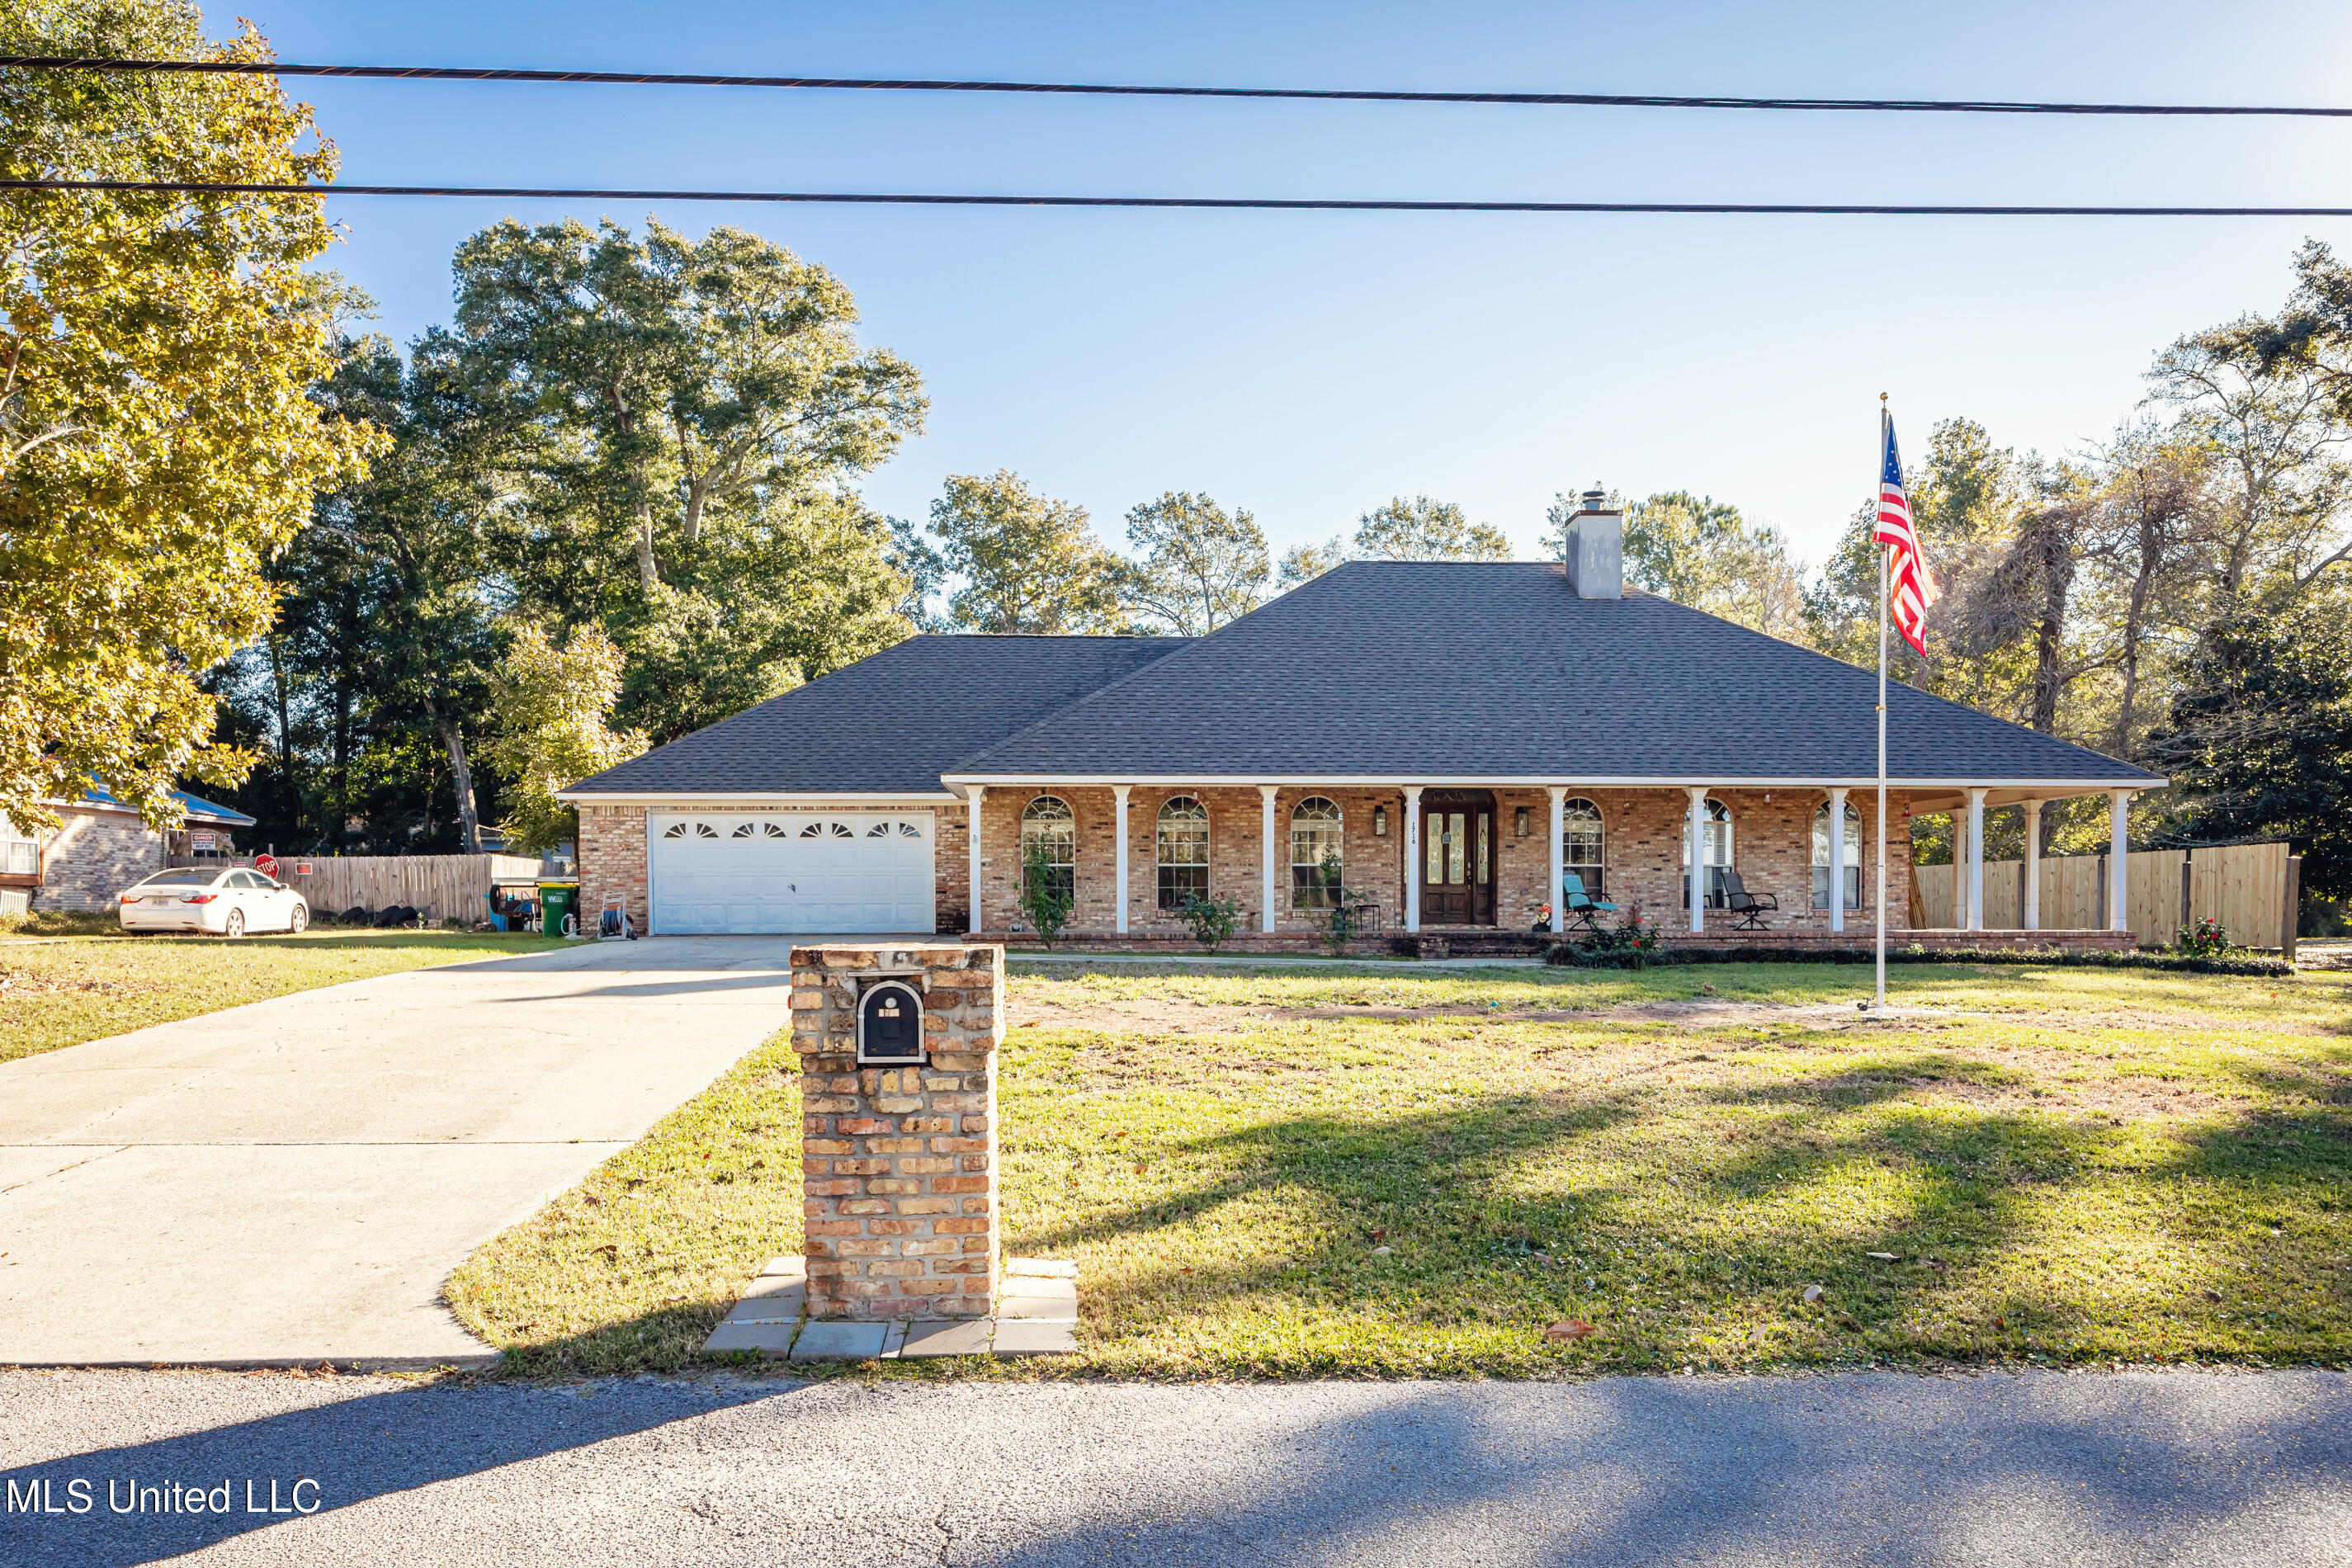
[255,853,280,879]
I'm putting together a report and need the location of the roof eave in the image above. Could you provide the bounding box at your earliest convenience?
[937,772,2166,791]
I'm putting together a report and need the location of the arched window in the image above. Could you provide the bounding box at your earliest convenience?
[1561,797,1605,900]
[1679,799,1734,906]
[1290,796,1344,909]
[1155,796,1209,909]
[1020,796,1076,903]
[1813,801,1863,911]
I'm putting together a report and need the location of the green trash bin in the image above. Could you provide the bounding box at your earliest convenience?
[537,881,580,938]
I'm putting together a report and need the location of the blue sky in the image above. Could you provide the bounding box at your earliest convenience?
[247,0,2352,566]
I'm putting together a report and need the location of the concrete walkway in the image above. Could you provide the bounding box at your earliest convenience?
[0,937,797,1368]
[1,1369,2345,1565]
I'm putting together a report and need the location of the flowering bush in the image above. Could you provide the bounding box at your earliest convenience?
[1547,913,1665,969]
[2177,916,2232,959]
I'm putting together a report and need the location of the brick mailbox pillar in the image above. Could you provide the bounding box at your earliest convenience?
[791,943,1003,1320]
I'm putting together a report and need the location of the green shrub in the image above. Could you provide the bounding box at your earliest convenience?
[1178,894,1243,952]
[1309,886,1379,956]
[1018,841,1074,947]
[1545,914,1665,969]
[2176,917,2232,959]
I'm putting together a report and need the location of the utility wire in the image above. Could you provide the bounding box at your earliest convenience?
[2,55,2349,118]
[7,180,2352,216]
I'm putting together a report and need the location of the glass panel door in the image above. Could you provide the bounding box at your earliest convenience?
[1421,802,1497,926]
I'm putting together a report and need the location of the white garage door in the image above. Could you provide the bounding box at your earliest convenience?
[649,813,935,934]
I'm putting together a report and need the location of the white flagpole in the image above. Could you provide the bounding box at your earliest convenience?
[1874,396,1890,1011]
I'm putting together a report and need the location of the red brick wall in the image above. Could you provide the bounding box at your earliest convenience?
[933,800,970,935]
[1571,787,1915,933]
[978,785,1424,937]
[973,785,1918,937]
[792,943,1001,1320]
[578,803,649,933]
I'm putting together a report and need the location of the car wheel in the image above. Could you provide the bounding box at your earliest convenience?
[289,904,308,934]
[224,908,244,939]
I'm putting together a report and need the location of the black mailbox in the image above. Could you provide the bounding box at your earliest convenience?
[857,980,925,1065]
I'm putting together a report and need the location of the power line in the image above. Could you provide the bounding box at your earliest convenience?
[8,180,2352,216]
[2,55,2349,118]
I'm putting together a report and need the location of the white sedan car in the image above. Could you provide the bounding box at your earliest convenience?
[116,867,309,937]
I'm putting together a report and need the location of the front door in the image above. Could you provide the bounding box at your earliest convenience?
[1420,791,1495,925]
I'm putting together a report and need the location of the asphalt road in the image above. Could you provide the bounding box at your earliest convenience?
[2,1368,2346,1566]
[0,937,797,1367]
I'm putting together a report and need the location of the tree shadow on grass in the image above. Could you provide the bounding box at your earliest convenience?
[1008,1044,2348,1371]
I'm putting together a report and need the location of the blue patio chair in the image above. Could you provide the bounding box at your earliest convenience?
[1561,873,1618,932]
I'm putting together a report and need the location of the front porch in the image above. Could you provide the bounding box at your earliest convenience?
[954,779,2149,953]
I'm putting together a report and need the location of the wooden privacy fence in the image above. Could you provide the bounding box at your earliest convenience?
[281,854,544,923]
[1913,842,2297,951]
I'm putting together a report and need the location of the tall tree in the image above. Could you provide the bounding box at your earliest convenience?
[1352,495,1512,561]
[445,217,924,611]
[1806,418,2043,711]
[1118,492,1269,635]
[480,622,646,856]
[1276,494,1509,589]
[445,218,920,745]
[923,471,1126,634]
[1617,490,1807,639]
[2074,431,2214,757]
[2147,590,2352,902]
[2154,314,2352,611]
[0,3,380,833]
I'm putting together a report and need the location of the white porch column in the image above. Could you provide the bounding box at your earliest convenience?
[965,785,985,935]
[1259,785,1279,934]
[1547,786,1566,929]
[1113,785,1131,935]
[1951,814,1966,928]
[1403,786,1424,933]
[1826,786,1849,933]
[1686,786,1709,934]
[2109,789,2132,932]
[2022,800,2043,931]
[1966,787,1988,932]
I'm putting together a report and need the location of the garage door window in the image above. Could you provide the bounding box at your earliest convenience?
[649,811,935,936]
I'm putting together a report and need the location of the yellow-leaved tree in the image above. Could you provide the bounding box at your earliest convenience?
[480,623,648,857]
[0,2,383,832]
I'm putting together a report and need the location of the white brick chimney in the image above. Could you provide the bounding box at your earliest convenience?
[1564,486,1622,599]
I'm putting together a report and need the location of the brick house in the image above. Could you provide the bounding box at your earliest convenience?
[561,503,2161,947]
[3,787,256,916]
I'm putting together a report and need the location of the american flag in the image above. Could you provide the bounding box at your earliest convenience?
[1873,413,1938,657]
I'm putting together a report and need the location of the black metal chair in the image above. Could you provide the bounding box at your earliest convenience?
[1719,869,1779,930]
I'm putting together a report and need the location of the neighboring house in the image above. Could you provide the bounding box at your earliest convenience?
[2,787,257,916]
[560,503,2161,946]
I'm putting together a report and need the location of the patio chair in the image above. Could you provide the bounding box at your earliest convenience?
[1561,873,1618,933]
[1719,869,1778,931]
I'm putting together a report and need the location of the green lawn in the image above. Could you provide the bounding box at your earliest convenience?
[449,959,2352,1379]
[0,930,571,1063]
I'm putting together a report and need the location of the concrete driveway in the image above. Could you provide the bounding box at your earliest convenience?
[0,937,797,1368]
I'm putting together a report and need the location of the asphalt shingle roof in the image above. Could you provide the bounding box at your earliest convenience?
[950,562,2160,785]
[566,635,1188,796]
